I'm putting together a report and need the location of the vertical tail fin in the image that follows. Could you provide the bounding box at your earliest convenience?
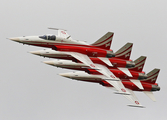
[129,56,146,72]
[91,32,114,50]
[142,69,160,84]
[115,43,133,60]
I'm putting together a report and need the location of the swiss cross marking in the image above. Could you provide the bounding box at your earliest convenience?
[90,64,95,68]
[61,31,66,34]
[135,101,139,105]
[110,75,115,78]
[121,88,126,92]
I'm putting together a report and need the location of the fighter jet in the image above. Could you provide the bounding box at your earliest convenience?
[10,29,115,58]
[59,68,160,107]
[30,42,135,68]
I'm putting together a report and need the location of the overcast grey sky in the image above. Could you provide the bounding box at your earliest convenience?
[1,0,167,119]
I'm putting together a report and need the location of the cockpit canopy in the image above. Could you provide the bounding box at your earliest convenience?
[39,35,56,41]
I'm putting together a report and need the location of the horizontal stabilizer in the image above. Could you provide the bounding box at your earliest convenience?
[118,68,132,77]
[98,57,113,67]
[143,91,156,102]
[127,104,145,108]
[130,79,144,90]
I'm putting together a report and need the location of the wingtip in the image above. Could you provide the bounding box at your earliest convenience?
[127,104,145,108]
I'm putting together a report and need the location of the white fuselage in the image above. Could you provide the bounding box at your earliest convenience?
[44,60,88,69]
[10,35,88,46]
[59,71,106,81]
[30,49,73,59]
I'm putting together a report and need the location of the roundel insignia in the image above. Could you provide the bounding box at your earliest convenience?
[135,101,139,105]
[90,64,95,68]
[121,88,126,92]
[61,31,66,34]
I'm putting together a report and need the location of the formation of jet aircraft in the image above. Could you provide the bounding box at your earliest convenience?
[9,28,160,107]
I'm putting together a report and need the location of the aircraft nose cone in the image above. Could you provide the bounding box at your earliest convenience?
[43,61,54,66]
[9,37,20,42]
[29,51,41,56]
[59,73,70,78]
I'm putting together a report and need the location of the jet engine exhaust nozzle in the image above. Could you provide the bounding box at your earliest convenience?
[106,51,115,58]
[151,85,160,91]
[126,61,135,68]
[138,73,147,80]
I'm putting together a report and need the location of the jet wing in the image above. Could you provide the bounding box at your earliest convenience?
[106,80,131,95]
[98,57,113,67]
[98,66,144,107]
[125,88,144,108]
[96,65,132,95]
[129,79,144,90]
[117,67,133,77]
[95,64,119,80]
[107,86,144,107]
[63,52,119,79]
[62,52,131,95]
[57,52,145,107]
[63,52,100,70]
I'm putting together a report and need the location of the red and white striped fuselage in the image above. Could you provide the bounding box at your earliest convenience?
[59,71,159,92]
